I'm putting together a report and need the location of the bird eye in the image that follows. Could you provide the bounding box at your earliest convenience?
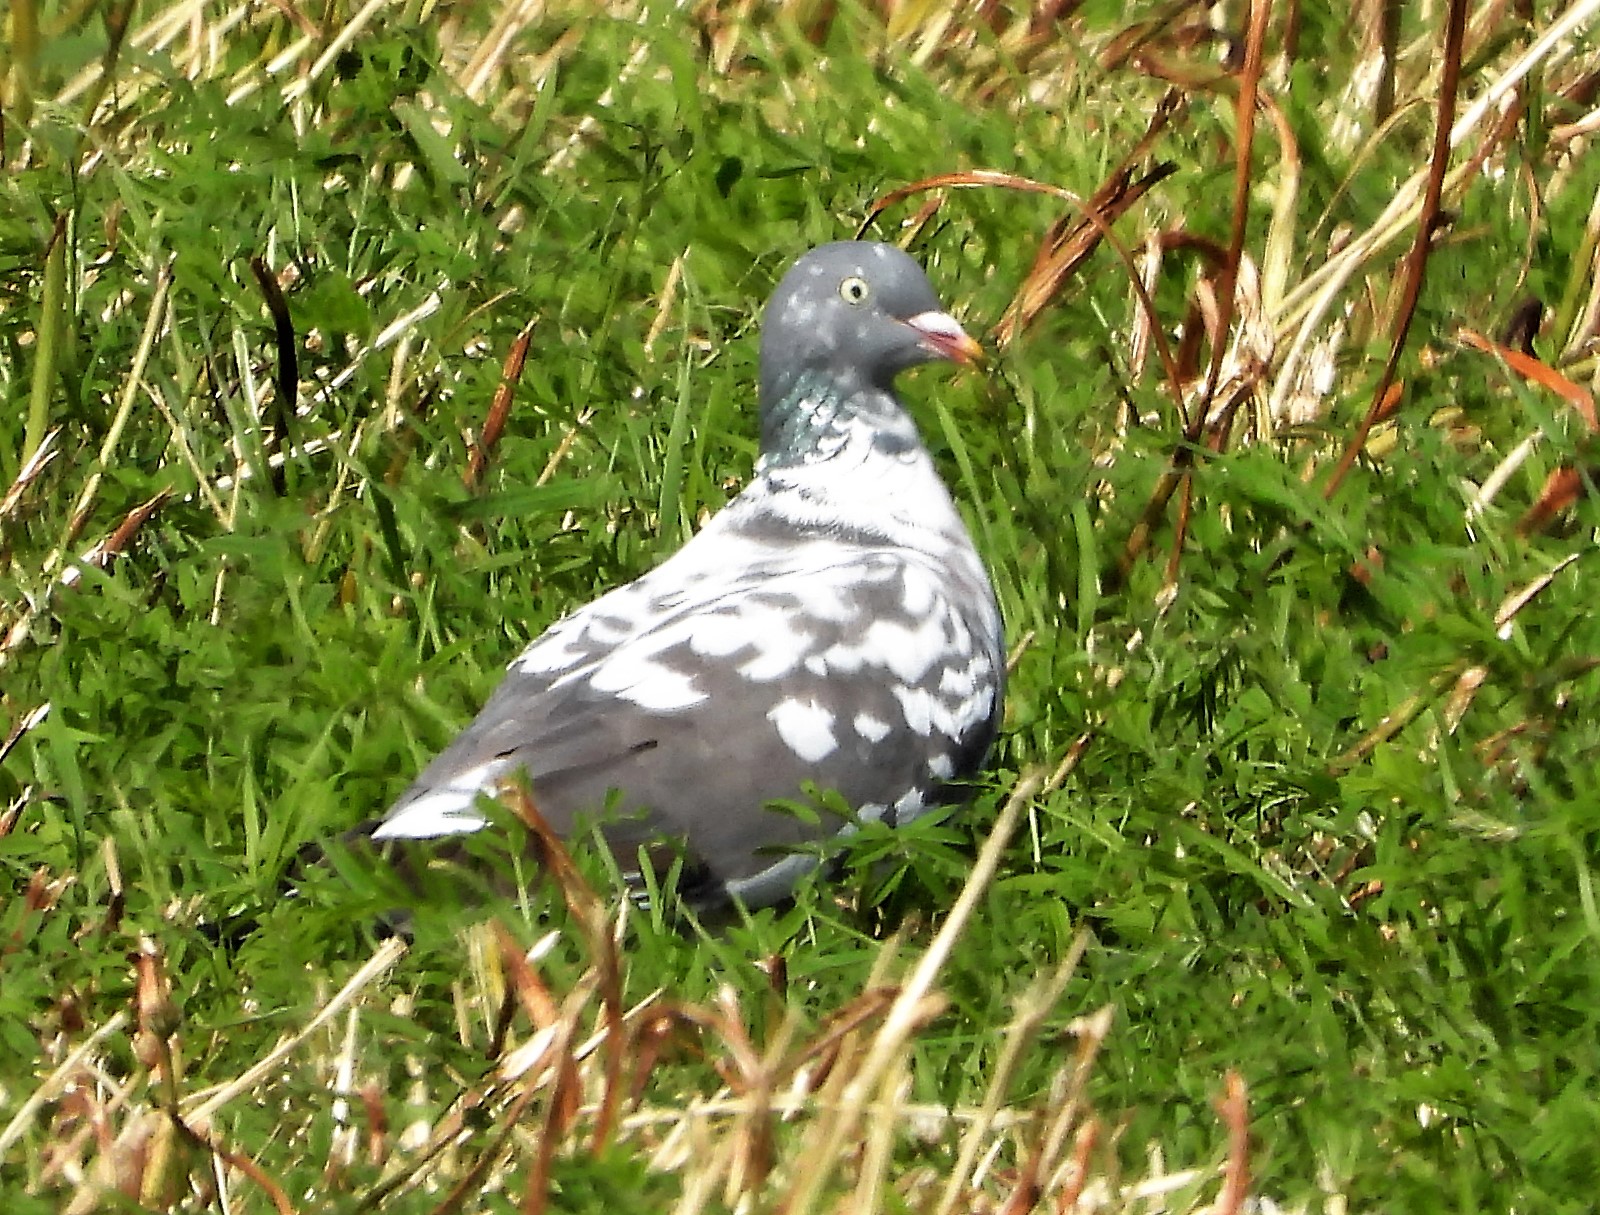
[839,276,870,305]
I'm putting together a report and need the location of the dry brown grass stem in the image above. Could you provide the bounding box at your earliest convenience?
[1197,0,1272,421]
[181,936,408,1124]
[279,0,398,106]
[1273,0,1600,392]
[535,407,597,489]
[465,321,538,491]
[0,427,60,528]
[934,936,1092,1215]
[1038,1005,1115,1197]
[0,1011,130,1160]
[646,253,688,356]
[0,488,171,669]
[1322,0,1468,501]
[1494,552,1585,637]
[1328,663,1472,776]
[458,0,551,100]
[1213,1071,1250,1215]
[545,15,661,176]
[54,262,171,559]
[0,703,52,775]
[779,764,1047,1215]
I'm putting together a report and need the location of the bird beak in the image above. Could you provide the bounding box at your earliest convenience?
[903,310,984,366]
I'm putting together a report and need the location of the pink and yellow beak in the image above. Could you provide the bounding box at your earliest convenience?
[903,310,985,365]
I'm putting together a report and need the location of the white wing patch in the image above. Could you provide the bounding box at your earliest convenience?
[939,652,989,697]
[374,760,508,839]
[860,613,947,683]
[768,697,839,762]
[684,599,790,656]
[586,654,708,711]
[901,566,937,614]
[853,712,892,743]
[817,638,870,674]
[511,623,592,676]
[893,679,995,743]
[892,787,927,823]
[737,632,811,681]
[510,580,662,678]
[894,685,934,737]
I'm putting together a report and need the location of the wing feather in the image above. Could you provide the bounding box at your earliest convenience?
[374,539,1002,902]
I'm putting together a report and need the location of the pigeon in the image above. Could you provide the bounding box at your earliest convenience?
[371,241,1005,911]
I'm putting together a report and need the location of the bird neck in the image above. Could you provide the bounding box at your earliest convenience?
[738,378,970,558]
[757,371,919,472]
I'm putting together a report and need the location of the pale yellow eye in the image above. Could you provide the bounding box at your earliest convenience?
[839,276,870,305]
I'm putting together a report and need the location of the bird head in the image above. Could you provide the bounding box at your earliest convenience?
[757,241,981,429]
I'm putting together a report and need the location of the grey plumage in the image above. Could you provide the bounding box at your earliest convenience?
[372,241,1004,909]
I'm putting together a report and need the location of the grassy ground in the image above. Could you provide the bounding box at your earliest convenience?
[4,1,1600,1210]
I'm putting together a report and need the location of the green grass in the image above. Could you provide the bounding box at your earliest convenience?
[4,2,1600,1210]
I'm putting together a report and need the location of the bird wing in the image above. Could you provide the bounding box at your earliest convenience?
[373,541,1002,902]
